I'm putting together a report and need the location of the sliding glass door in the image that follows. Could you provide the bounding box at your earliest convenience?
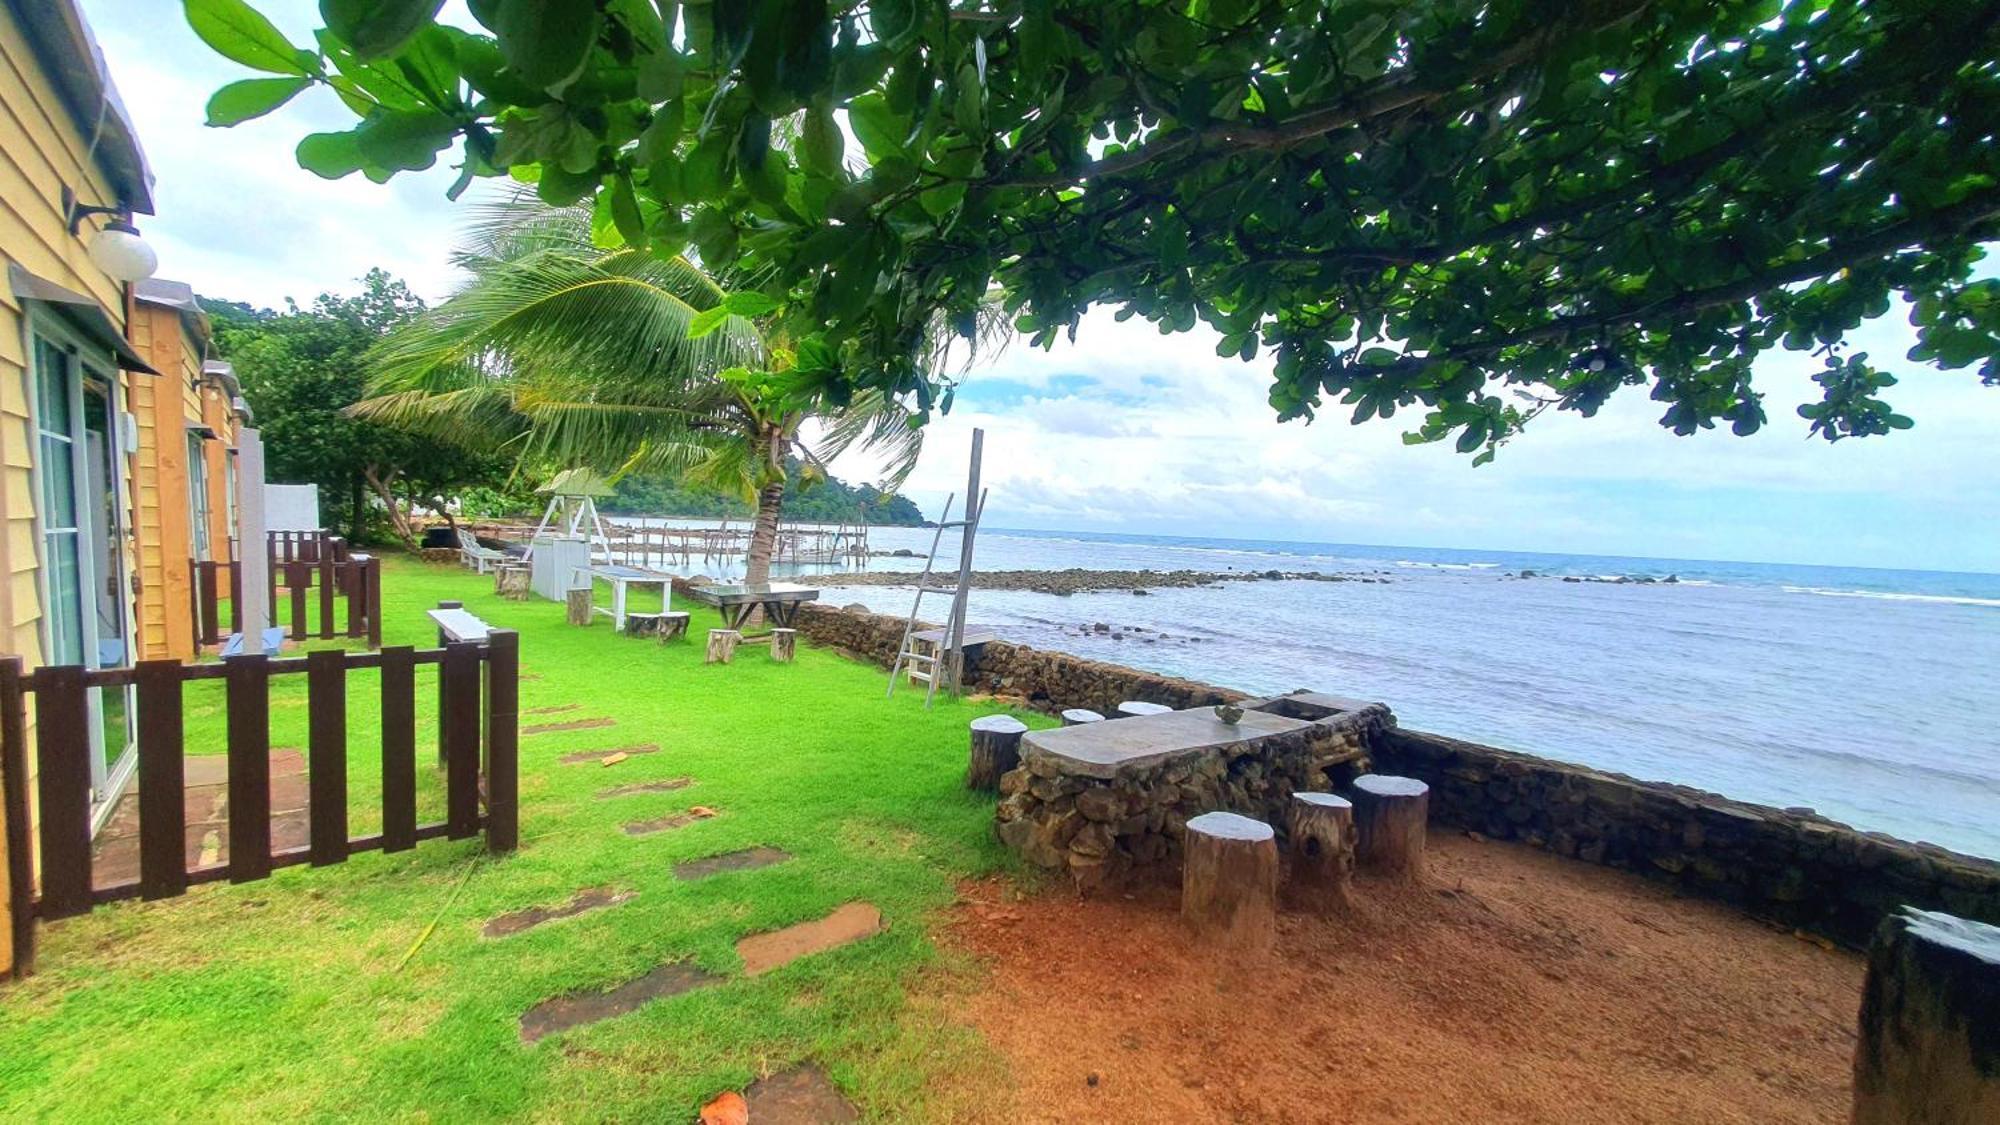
[32,327,136,810]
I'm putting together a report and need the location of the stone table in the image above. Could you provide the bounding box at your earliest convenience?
[996,702,1390,889]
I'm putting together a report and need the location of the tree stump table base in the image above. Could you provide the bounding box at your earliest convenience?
[770,627,797,662]
[494,565,531,601]
[1182,811,1278,951]
[565,586,593,627]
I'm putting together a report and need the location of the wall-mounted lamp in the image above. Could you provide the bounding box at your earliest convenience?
[62,185,158,284]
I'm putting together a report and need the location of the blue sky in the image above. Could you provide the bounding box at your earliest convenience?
[81,0,2000,573]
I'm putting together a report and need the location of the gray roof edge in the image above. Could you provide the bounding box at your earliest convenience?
[7,0,156,214]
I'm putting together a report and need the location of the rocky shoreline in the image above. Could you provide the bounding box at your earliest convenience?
[800,567,1391,595]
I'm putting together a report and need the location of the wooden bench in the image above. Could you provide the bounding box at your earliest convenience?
[428,601,492,645]
[623,610,690,641]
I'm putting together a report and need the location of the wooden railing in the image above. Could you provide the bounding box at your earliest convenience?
[192,553,382,649]
[1,631,519,979]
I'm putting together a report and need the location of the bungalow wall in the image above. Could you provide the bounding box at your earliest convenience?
[126,299,201,661]
[0,2,140,975]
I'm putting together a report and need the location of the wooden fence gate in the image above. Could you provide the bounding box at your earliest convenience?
[193,552,382,650]
[2,631,518,979]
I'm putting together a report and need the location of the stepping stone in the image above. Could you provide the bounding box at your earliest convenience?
[623,807,717,836]
[519,962,721,1044]
[598,777,694,798]
[743,1065,860,1123]
[484,887,635,938]
[560,743,659,766]
[674,846,790,882]
[525,716,615,736]
[527,703,581,716]
[737,903,884,977]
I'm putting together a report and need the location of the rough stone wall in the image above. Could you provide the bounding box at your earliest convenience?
[1375,727,2000,949]
[792,603,1247,714]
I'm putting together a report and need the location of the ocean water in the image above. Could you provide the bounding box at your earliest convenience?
[731,526,1999,861]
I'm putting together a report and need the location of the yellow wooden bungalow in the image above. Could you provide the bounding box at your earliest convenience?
[1,0,247,973]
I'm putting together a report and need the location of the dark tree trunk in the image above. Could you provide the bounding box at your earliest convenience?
[348,473,366,542]
[743,427,788,590]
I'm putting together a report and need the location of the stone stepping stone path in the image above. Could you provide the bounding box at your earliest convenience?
[737,903,883,977]
[524,716,616,736]
[519,962,721,1044]
[742,1065,860,1123]
[674,846,791,882]
[598,777,694,798]
[560,743,658,766]
[526,703,580,716]
[484,887,636,938]
[622,807,717,836]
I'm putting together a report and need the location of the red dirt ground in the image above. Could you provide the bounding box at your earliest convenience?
[939,832,1862,1124]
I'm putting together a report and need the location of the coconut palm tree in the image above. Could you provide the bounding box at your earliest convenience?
[353,193,950,585]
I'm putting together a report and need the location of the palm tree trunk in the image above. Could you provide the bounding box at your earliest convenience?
[744,427,787,588]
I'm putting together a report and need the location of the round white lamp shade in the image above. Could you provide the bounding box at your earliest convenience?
[88,221,157,283]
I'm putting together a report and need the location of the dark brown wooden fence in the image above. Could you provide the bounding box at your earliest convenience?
[1,631,518,979]
[192,553,382,649]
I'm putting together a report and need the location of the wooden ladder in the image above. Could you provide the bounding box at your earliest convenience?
[887,429,987,707]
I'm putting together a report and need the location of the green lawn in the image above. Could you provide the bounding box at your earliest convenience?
[0,555,1051,1121]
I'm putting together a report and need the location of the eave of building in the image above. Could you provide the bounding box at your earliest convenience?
[4,0,156,215]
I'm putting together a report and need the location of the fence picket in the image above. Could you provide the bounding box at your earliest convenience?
[2,658,34,975]
[485,631,519,853]
[317,558,336,640]
[380,646,417,852]
[225,655,272,883]
[33,666,92,918]
[135,661,186,900]
[307,650,347,866]
[287,561,309,642]
[442,642,481,840]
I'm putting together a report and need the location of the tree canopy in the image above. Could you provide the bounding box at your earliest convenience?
[189,0,2000,460]
[207,270,513,542]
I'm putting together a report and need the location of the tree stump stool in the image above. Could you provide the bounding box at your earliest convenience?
[625,612,666,638]
[1853,907,2000,1124]
[770,627,797,663]
[1116,700,1173,718]
[1287,792,1356,911]
[705,629,740,664]
[1060,708,1104,726]
[565,586,593,627]
[656,611,691,642]
[1181,811,1278,952]
[494,565,530,601]
[966,714,1028,791]
[1351,774,1429,880]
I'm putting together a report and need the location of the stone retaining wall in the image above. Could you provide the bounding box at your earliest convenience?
[1374,728,2000,949]
[788,603,2000,947]
[791,602,1246,713]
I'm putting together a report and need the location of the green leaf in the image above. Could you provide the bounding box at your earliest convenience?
[491,0,599,91]
[847,94,908,160]
[205,76,311,126]
[723,291,781,317]
[295,130,370,178]
[801,103,844,177]
[608,173,646,248]
[354,110,457,170]
[319,0,443,59]
[536,163,598,206]
[635,45,684,102]
[687,305,730,339]
[185,0,318,76]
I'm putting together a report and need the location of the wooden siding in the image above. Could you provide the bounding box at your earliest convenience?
[127,302,200,661]
[199,377,233,564]
[0,2,140,975]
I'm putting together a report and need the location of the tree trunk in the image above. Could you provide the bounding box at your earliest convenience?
[1352,774,1430,880]
[966,714,1028,791]
[743,428,787,589]
[1286,792,1356,912]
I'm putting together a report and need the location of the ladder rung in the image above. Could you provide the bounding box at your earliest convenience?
[916,585,958,595]
[935,520,971,529]
[901,652,937,664]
